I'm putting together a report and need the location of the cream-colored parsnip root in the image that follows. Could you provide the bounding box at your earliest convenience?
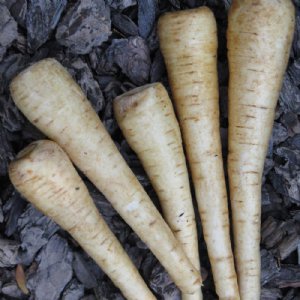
[9,59,201,294]
[158,7,239,300]
[227,1,295,299]
[114,83,202,300]
[9,140,155,300]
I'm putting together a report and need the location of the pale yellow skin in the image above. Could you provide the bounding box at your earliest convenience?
[159,7,240,300]
[9,59,201,294]
[227,1,295,299]
[9,140,155,300]
[114,83,202,300]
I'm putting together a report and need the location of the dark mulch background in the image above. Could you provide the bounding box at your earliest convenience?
[1,0,300,299]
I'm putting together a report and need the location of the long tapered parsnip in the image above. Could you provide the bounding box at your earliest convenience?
[9,140,155,300]
[158,7,240,300]
[114,83,202,300]
[9,58,201,294]
[227,1,295,299]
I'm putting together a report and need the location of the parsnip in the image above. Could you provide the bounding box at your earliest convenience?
[158,7,239,300]
[227,1,295,299]
[114,83,202,300]
[9,140,155,300]
[9,58,201,294]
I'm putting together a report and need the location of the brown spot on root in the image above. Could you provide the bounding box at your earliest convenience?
[245,114,256,119]
[34,182,47,192]
[181,54,193,59]
[242,104,270,110]
[247,68,265,73]
[167,141,175,146]
[186,71,196,75]
[225,274,238,280]
[228,157,238,162]
[236,125,254,129]
[165,129,174,134]
[183,116,200,122]
[149,220,157,226]
[60,127,67,134]
[67,197,79,207]
[46,119,54,126]
[238,142,259,146]
[214,256,232,262]
[89,230,101,240]
[19,175,39,186]
[100,237,108,245]
[94,123,101,130]
[238,31,258,36]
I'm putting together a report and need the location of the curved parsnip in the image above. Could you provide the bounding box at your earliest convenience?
[158,7,239,300]
[227,1,295,299]
[114,83,202,300]
[9,59,201,294]
[9,140,155,300]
